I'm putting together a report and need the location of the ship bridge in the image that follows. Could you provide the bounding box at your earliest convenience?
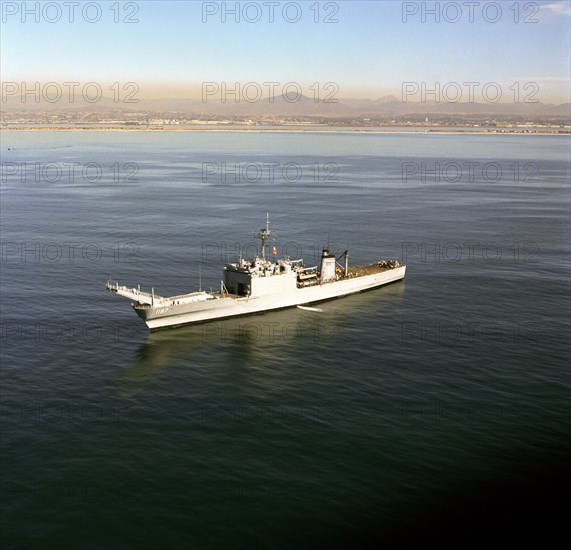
[222,214,300,297]
[222,215,345,296]
[223,257,298,297]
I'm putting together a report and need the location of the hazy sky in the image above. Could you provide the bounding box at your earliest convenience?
[1,0,570,103]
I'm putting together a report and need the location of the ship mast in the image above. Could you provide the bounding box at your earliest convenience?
[255,212,276,260]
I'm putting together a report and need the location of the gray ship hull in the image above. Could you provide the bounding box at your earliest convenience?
[106,216,406,331]
[132,265,405,331]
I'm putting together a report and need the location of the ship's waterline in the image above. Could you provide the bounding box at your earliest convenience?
[106,215,405,330]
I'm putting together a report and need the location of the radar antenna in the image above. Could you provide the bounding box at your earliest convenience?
[255,212,276,259]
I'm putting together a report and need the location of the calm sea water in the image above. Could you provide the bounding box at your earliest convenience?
[1,131,570,548]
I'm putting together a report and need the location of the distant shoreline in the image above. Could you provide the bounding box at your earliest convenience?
[1,126,569,136]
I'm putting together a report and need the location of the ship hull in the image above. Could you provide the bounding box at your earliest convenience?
[141,266,405,331]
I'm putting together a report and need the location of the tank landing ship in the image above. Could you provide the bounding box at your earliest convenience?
[106,216,406,331]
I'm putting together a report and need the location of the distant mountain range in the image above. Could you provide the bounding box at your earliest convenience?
[2,93,570,118]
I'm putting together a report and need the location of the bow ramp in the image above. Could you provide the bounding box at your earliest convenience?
[106,280,159,305]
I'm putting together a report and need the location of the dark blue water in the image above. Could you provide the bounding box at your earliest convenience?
[1,131,570,548]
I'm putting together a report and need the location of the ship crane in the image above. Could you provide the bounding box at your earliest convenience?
[336,250,349,276]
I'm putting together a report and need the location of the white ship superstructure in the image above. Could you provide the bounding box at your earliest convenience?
[106,215,406,331]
